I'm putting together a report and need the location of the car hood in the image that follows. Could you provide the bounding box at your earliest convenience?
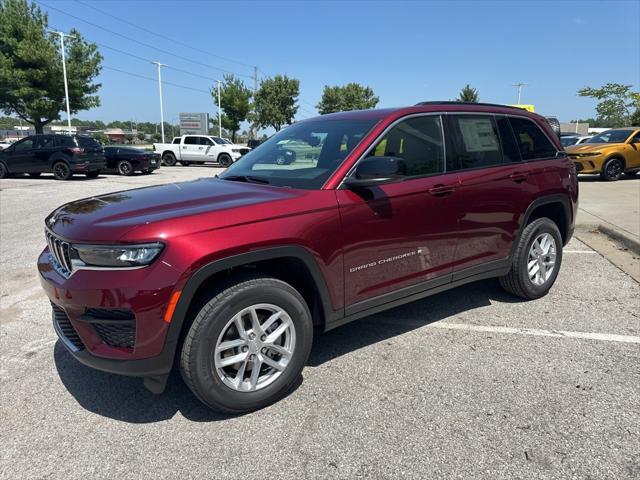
[46,178,302,242]
[566,143,619,153]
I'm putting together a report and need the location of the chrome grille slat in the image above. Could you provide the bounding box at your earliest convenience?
[45,231,72,277]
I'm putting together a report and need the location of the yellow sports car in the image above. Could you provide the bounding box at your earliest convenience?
[566,127,640,181]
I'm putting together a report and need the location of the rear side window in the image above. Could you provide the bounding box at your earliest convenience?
[76,137,101,149]
[54,136,76,147]
[448,115,503,170]
[509,117,557,160]
[368,115,445,177]
[495,116,521,163]
[184,136,199,145]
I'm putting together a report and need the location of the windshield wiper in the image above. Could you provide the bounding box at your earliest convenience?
[221,175,270,184]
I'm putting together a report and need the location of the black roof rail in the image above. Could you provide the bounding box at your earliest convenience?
[415,101,529,110]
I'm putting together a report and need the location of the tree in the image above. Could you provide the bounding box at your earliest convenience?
[92,131,108,144]
[457,84,479,103]
[316,83,379,114]
[0,0,102,133]
[253,75,300,131]
[577,83,640,127]
[631,109,640,127]
[215,74,251,142]
[136,132,145,141]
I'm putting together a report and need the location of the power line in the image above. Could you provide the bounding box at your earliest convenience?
[36,0,254,79]
[102,66,210,94]
[74,0,255,70]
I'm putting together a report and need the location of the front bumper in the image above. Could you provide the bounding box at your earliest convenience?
[39,248,181,379]
[570,156,603,174]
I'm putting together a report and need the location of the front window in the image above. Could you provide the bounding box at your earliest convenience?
[586,130,633,144]
[219,119,377,189]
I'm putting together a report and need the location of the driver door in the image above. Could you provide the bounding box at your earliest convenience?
[336,115,460,311]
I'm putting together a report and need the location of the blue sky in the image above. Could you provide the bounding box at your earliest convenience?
[38,0,639,124]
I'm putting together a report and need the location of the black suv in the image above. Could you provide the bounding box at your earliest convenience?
[0,134,106,180]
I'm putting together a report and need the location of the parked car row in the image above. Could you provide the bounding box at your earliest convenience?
[152,134,246,167]
[0,134,160,180]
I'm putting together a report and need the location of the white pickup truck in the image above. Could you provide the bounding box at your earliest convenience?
[153,134,243,167]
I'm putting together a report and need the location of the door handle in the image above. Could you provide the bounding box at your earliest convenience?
[509,172,528,183]
[428,184,455,197]
[198,147,203,150]
[182,146,187,149]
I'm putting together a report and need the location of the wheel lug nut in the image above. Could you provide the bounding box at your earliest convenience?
[261,347,267,353]
[261,335,266,341]
[249,354,255,360]
[242,346,248,352]
[249,333,255,339]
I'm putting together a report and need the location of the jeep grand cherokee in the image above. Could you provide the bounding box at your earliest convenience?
[39,102,578,412]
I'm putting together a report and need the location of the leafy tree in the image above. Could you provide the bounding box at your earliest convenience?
[631,109,640,126]
[316,83,379,114]
[0,0,103,133]
[253,75,300,131]
[215,74,251,142]
[124,134,134,144]
[136,132,145,141]
[458,84,479,103]
[578,83,640,127]
[92,131,108,144]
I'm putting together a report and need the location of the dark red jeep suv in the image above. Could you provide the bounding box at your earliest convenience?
[39,103,578,412]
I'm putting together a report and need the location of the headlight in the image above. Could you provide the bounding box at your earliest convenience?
[72,243,164,268]
[232,148,241,153]
[579,152,601,157]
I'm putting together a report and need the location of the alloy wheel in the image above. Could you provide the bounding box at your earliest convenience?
[53,163,70,180]
[527,233,557,286]
[118,161,132,175]
[606,159,623,179]
[213,303,296,392]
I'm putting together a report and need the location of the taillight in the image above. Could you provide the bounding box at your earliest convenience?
[69,147,84,154]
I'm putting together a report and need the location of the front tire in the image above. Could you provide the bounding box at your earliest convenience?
[218,153,232,167]
[52,162,72,180]
[499,217,563,300]
[600,157,624,181]
[117,160,134,176]
[180,275,313,413]
[0,162,8,178]
[163,152,177,166]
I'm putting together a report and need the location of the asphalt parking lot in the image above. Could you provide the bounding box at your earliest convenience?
[1,168,639,479]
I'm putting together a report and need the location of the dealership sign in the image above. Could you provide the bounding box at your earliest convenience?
[179,112,209,135]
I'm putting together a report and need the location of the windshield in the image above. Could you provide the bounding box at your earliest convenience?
[586,130,632,144]
[561,136,579,147]
[219,119,377,189]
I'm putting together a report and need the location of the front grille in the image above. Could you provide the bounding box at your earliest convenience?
[52,303,84,351]
[93,322,136,349]
[84,308,136,350]
[45,230,73,277]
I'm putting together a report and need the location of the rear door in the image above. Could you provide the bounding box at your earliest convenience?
[33,135,56,172]
[337,114,460,309]
[181,136,203,161]
[447,114,536,274]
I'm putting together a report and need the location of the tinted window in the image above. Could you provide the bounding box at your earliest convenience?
[368,115,444,177]
[586,129,633,144]
[509,117,557,160]
[13,138,34,152]
[184,136,199,145]
[76,137,101,149]
[172,138,181,144]
[199,137,214,146]
[496,116,521,162]
[54,136,75,147]
[449,115,502,170]
[34,136,55,149]
[220,119,376,190]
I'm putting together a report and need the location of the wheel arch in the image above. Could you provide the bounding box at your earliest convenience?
[163,246,337,366]
[514,195,572,251]
[603,154,626,170]
[48,153,71,168]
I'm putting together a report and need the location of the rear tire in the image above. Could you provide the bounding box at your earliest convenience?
[0,162,8,178]
[600,157,623,181]
[180,275,313,413]
[85,171,100,178]
[218,153,232,167]
[117,160,134,176]
[52,162,72,180]
[499,217,563,300]
[163,152,177,166]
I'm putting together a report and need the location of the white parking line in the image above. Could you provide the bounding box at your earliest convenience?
[563,250,598,253]
[430,322,640,344]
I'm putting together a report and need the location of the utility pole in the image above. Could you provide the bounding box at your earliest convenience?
[152,61,167,143]
[251,66,258,140]
[216,80,222,138]
[49,30,75,135]
[512,82,527,104]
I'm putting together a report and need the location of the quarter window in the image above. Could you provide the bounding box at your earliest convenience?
[509,117,557,160]
[368,115,445,177]
[448,115,503,170]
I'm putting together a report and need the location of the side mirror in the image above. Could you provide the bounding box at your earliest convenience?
[343,156,406,188]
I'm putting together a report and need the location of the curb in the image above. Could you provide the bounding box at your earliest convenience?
[575,223,640,256]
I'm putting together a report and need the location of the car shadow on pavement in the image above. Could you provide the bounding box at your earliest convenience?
[54,278,519,423]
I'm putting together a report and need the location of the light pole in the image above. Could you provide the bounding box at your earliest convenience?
[152,61,167,143]
[512,82,527,104]
[216,80,222,138]
[49,30,75,135]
